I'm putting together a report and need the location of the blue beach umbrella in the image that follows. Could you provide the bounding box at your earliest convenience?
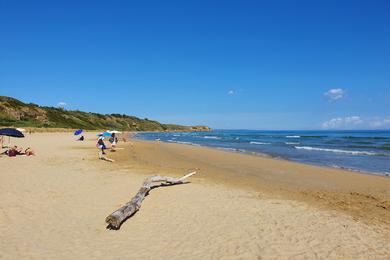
[0,128,25,138]
[96,132,111,137]
[74,129,83,136]
[0,128,24,148]
[102,132,112,137]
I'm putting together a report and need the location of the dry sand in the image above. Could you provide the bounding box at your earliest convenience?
[0,132,389,259]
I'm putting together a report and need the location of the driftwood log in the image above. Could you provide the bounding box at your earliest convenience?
[105,171,196,229]
[98,151,115,162]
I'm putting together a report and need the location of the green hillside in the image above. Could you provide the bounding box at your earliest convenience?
[0,96,210,132]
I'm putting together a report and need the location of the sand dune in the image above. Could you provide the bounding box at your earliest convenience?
[0,132,389,259]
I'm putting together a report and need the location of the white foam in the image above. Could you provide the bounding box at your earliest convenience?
[217,147,246,153]
[217,147,238,151]
[294,146,386,156]
[203,136,221,139]
[285,142,299,145]
[286,135,300,138]
[167,140,200,146]
[250,141,270,145]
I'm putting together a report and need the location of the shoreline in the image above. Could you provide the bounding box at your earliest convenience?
[124,138,390,192]
[112,138,390,229]
[166,138,390,177]
[134,134,390,177]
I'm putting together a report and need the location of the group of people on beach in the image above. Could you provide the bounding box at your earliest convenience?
[1,145,35,157]
[0,135,35,158]
[96,132,118,160]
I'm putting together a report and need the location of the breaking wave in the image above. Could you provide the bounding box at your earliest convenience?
[167,140,200,146]
[203,136,221,139]
[250,141,270,145]
[294,146,389,156]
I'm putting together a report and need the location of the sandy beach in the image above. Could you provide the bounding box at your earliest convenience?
[1,132,389,259]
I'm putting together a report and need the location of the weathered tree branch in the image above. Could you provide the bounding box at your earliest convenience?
[105,171,196,229]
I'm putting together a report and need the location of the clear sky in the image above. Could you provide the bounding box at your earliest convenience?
[1,0,389,129]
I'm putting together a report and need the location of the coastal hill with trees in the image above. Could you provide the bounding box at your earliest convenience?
[0,96,210,132]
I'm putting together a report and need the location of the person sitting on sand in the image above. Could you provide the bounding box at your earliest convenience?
[5,146,35,157]
[77,135,84,141]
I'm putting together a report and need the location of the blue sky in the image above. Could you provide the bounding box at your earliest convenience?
[1,0,389,129]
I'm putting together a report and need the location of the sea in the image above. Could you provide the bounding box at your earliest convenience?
[135,130,390,176]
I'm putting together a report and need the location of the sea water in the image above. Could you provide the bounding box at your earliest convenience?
[135,130,390,176]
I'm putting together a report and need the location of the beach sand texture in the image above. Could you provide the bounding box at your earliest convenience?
[0,132,389,259]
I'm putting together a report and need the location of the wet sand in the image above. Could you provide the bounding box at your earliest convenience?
[0,132,389,259]
[115,138,390,228]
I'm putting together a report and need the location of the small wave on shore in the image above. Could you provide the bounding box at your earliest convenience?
[216,147,246,153]
[285,142,299,145]
[250,141,270,145]
[167,140,200,146]
[203,136,221,139]
[294,146,389,156]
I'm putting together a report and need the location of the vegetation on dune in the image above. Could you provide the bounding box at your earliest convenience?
[0,96,211,132]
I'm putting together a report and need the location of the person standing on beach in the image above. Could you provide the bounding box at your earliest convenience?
[96,134,107,158]
[109,133,118,150]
